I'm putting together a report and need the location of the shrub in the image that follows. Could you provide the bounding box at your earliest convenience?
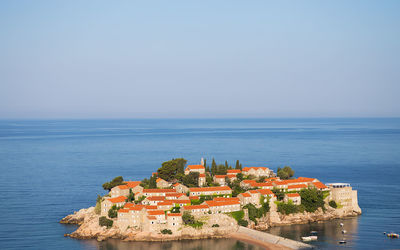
[161,229,173,234]
[277,201,299,215]
[212,224,220,227]
[230,210,244,222]
[108,208,117,218]
[182,211,195,225]
[190,221,204,229]
[238,219,248,227]
[102,176,124,191]
[99,216,113,228]
[299,188,325,212]
[329,200,338,208]
[94,195,102,215]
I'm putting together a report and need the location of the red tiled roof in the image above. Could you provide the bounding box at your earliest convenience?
[297,177,316,182]
[249,190,259,194]
[183,205,209,210]
[147,210,165,215]
[158,201,174,206]
[214,175,227,178]
[213,197,240,202]
[107,196,127,203]
[124,181,141,188]
[124,203,135,208]
[205,200,240,207]
[227,169,241,174]
[257,189,274,195]
[146,196,166,201]
[156,178,166,183]
[147,216,156,220]
[145,205,157,210]
[189,186,232,192]
[173,200,190,204]
[240,193,251,197]
[189,196,199,200]
[250,182,273,187]
[116,185,130,190]
[241,180,256,184]
[227,174,237,178]
[286,193,300,197]
[199,174,206,177]
[130,205,145,211]
[242,167,269,171]
[143,189,176,193]
[167,213,182,216]
[287,184,307,189]
[173,183,181,187]
[118,209,130,213]
[312,182,327,189]
[165,193,182,197]
[186,165,205,170]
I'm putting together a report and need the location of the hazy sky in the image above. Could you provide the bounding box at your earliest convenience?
[1,1,399,119]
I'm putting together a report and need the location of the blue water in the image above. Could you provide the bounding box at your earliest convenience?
[0,118,399,250]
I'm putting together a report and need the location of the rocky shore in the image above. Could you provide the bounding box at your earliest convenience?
[61,204,361,245]
[254,203,362,231]
[62,207,238,242]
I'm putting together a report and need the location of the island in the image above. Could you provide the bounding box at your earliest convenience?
[61,158,361,248]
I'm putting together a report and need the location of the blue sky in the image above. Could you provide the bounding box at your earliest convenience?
[0,0,399,118]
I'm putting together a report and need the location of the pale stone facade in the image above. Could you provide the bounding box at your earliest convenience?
[156,178,170,189]
[173,183,189,194]
[184,165,205,175]
[284,193,301,205]
[242,167,273,177]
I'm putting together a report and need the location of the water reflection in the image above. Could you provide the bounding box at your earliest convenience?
[267,217,360,249]
[92,238,264,250]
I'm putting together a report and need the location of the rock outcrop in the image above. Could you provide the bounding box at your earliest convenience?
[61,208,238,242]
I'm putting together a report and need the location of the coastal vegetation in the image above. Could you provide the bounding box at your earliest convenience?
[160,229,172,234]
[99,216,113,228]
[277,188,325,214]
[157,158,187,182]
[329,200,338,208]
[108,205,121,218]
[276,166,294,180]
[102,176,124,191]
[182,211,204,228]
[94,195,102,215]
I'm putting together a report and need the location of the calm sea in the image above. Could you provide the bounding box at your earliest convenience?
[0,118,399,250]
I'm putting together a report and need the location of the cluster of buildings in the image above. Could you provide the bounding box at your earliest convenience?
[100,162,358,233]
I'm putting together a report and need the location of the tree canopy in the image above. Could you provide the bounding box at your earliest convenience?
[157,158,187,182]
[183,172,199,187]
[277,166,294,180]
[102,176,124,191]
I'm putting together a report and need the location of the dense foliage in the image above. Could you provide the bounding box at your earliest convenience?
[299,188,325,212]
[161,229,172,234]
[102,176,124,191]
[271,188,285,201]
[157,158,187,182]
[277,200,299,214]
[108,205,119,218]
[212,224,220,227]
[182,172,199,187]
[277,166,294,180]
[329,200,338,208]
[230,210,244,221]
[99,216,113,228]
[235,160,242,170]
[126,189,135,202]
[140,175,157,189]
[182,211,204,228]
[238,219,248,227]
[94,195,102,215]
[243,203,268,224]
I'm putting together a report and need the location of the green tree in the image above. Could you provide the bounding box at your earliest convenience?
[211,158,217,176]
[99,216,113,228]
[140,178,150,188]
[95,195,102,215]
[235,160,242,170]
[236,173,244,181]
[149,175,157,189]
[277,166,294,180]
[183,172,200,187]
[158,158,187,181]
[182,211,195,225]
[299,188,324,212]
[271,188,285,201]
[225,161,229,169]
[108,205,118,218]
[126,189,135,202]
[102,176,124,191]
[216,164,228,175]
